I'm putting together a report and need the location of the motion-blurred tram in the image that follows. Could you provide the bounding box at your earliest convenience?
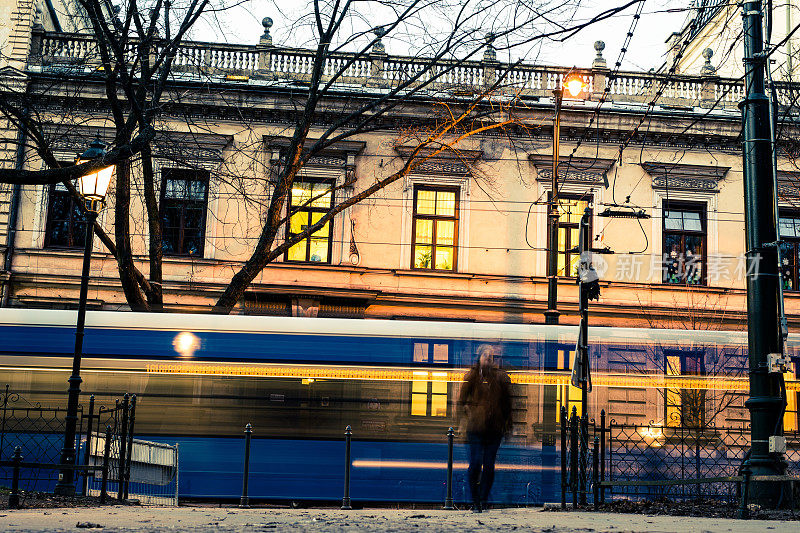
[0,309,798,504]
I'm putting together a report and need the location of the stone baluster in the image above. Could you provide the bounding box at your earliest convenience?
[29,21,45,65]
[699,48,717,108]
[591,40,608,101]
[367,26,387,87]
[483,33,498,89]
[256,17,274,78]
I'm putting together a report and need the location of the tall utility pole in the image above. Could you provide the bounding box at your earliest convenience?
[740,0,785,504]
[545,87,563,325]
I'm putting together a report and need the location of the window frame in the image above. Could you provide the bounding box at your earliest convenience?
[410,371,449,417]
[779,211,800,292]
[411,185,460,272]
[44,182,88,249]
[662,200,707,286]
[549,192,593,278]
[159,167,211,257]
[284,178,335,264]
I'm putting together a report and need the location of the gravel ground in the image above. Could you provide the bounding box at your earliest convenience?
[0,506,798,532]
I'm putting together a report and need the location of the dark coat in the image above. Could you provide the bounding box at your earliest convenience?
[457,364,513,436]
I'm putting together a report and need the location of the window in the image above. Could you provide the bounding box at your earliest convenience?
[663,202,706,285]
[412,186,458,271]
[551,193,591,277]
[45,182,88,248]
[410,371,448,416]
[664,350,706,427]
[160,168,209,256]
[286,180,333,263]
[779,214,800,291]
[412,342,449,363]
[555,347,583,419]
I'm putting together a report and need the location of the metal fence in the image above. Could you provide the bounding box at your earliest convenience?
[559,405,800,506]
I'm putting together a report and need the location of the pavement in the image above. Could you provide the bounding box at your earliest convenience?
[0,506,797,532]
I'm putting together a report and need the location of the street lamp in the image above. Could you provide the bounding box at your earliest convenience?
[54,137,113,496]
[545,72,587,325]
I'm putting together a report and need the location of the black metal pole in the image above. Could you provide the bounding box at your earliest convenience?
[579,414,588,506]
[100,425,111,504]
[9,446,21,509]
[123,395,136,500]
[117,393,129,501]
[740,0,785,506]
[341,425,352,510]
[545,88,563,325]
[592,436,599,509]
[82,394,94,496]
[443,427,455,510]
[240,423,252,508]
[570,407,578,509]
[578,208,591,421]
[54,209,97,496]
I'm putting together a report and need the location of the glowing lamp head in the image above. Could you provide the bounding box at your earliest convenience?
[173,331,201,358]
[76,137,114,212]
[564,76,585,98]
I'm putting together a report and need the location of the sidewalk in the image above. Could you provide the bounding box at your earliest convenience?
[0,505,797,532]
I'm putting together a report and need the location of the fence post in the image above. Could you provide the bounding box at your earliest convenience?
[570,407,578,509]
[117,393,129,500]
[579,413,588,505]
[599,409,606,503]
[9,446,22,509]
[443,427,455,510]
[695,432,701,499]
[240,423,252,508]
[341,425,352,510]
[82,394,95,496]
[123,395,136,500]
[560,405,567,509]
[100,425,111,504]
[592,436,599,510]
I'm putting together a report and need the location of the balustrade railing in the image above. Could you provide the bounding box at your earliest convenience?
[31,30,798,111]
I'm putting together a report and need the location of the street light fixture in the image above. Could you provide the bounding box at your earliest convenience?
[54,137,113,496]
[545,70,587,325]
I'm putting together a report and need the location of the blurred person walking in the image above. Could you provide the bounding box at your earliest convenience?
[457,345,513,512]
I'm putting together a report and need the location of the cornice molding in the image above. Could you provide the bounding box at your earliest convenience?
[642,161,729,193]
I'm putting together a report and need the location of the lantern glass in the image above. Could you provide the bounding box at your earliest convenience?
[565,77,585,98]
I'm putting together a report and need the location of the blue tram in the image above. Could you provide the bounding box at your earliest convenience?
[0,309,796,504]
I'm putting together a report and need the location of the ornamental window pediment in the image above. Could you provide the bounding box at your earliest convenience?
[642,162,729,194]
[265,137,365,184]
[529,155,616,187]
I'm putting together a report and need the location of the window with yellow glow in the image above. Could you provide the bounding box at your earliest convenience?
[550,194,591,277]
[412,186,458,271]
[785,362,798,431]
[410,371,449,417]
[286,180,334,263]
[664,351,706,427]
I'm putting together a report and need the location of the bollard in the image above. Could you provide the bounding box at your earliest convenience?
[599,409,606,504]
[100,425,111,504]
[443,427,455,510]
[117,393,129,501]
[737,467,752,520]
[9,446,22,509]
[570,407,578,509]
[124,395,136,500]
[560,405,567,509]
[82,395,95,496]
[341,425,352,510]
[592,436,599,510]
[240,423,252,508]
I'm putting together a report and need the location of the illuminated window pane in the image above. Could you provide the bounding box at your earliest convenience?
[287,240,307,261]
[417,189,436,215]
[434,247,454,270]
[411,393,427,416]
[412,379,428,394]
[431,393,448,417]
[309,238,328,262]
[414,245,433,269]
[310,183,332,208]
[436,191,456,216]
[415,219,433,243]
[433,344,448,363]
[436,220,454,246]
[785,366,797,431]
[292,182,312,204]
[431,376,447,395]
[414,343,429,363]
[290,212,307,234]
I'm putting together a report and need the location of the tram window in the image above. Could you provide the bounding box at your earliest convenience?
[410,371,448,417]
[412,342,449,363]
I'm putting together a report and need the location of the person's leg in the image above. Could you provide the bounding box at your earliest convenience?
[479,434,502,506]
[467,432,483,510]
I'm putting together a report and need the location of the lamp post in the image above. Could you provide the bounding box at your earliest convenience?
[54,137,113,496]
[545,73,586,325]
